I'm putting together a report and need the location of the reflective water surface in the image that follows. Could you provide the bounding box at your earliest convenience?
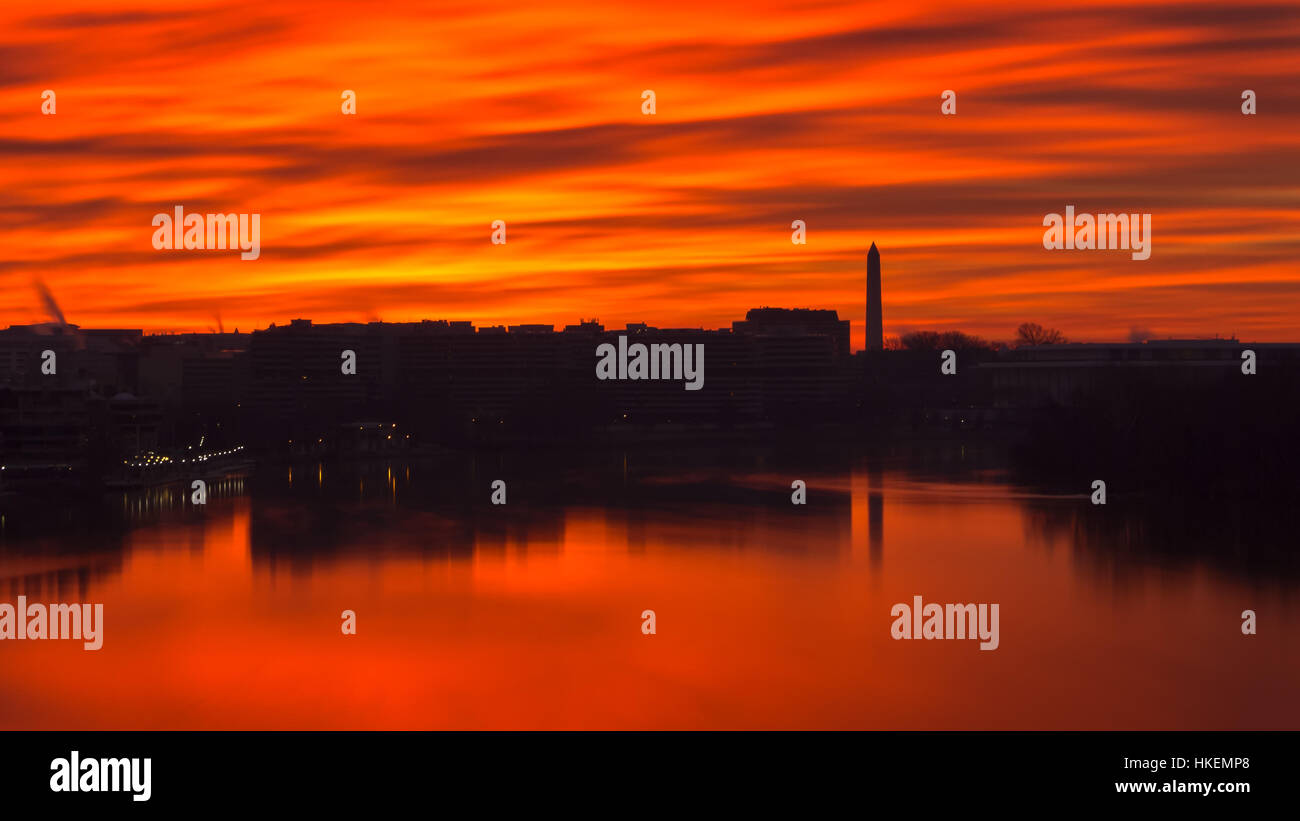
[1,444,1296,729]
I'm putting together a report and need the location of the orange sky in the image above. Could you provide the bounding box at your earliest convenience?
[0,0,1297,346]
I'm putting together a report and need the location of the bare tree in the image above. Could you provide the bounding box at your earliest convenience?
[902,330,993,351]
[1015,322,1067,346]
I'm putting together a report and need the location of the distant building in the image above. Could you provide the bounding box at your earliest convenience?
[733,308,850,358]
[0,384,92,479]
[247,319,386,422]
[976,340,1300,408]
[731,308,851,420]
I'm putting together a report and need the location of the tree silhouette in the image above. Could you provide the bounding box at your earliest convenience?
[901,330,993,351]
[1015,322,1067,346]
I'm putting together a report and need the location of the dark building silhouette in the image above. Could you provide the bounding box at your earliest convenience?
[733,308,850,358]
[4,238,1299,491]
[866,243,883,351]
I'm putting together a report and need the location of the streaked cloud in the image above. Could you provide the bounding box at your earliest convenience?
[1,0,1297,345]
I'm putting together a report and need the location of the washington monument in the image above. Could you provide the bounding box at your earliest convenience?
[866,243,883,350]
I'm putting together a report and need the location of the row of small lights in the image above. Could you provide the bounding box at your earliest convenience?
[122,445,245,469]
[288,424,412,445]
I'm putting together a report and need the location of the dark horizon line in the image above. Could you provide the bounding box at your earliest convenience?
[3,315,1290,348]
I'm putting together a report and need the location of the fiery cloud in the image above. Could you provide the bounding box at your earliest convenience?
[1,0,1297,345]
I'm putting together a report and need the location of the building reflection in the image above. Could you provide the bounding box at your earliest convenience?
[1021,495,1300,585]
[3,443,1288,600]
[243,449,859,574]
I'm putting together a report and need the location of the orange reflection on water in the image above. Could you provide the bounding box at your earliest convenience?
[1,467,1297,729]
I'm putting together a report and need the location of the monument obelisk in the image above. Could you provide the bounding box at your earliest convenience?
[866,243,883,350]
